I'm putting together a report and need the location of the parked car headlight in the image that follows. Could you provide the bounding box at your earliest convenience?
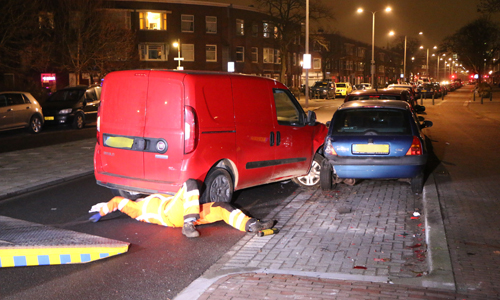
[59,108,72,114]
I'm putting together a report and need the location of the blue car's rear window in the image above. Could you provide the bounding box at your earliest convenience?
[332,108,411,135]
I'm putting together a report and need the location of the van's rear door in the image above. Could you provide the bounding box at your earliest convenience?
[99,70,149,179]
[142,71,185,184]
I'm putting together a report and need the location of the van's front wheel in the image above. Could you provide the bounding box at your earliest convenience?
[292,154,323,188]
[201,168,234,203]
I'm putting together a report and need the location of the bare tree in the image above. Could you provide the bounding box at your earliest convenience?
[255,0,334,85]
[441,18,500,82]
[49,0,136,84]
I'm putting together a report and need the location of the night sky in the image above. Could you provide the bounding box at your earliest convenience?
[209,0,485,48]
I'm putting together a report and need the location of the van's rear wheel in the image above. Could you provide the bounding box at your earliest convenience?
[201,168,233,203]
[292,154,323,188]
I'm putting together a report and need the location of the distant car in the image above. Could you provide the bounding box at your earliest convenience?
[0,91,44,133]
[320,100,433,193]
[310,80,336,99]
[360,83,372,89]
[335,82,353,97]
[387,84,417,103]
[416,83,435,98]
[343,88,421,109]
[42,85,101,129]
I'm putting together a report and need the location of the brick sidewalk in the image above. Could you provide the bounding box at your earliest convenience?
[199,273,494,300]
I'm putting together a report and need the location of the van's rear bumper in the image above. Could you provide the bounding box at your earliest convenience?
[95,172,182,195]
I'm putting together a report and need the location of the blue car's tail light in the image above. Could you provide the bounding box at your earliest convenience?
[405,136,422,156]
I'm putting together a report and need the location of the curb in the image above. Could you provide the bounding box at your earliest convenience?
[391,173,455,290]
[0,170,94,202]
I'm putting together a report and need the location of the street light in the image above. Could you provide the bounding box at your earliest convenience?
[173,39,184,70]
[357,6,392,88]
[389,31,423,83]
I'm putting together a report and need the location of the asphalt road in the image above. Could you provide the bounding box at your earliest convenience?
[0,174,297,299]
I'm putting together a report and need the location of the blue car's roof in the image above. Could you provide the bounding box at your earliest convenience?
[338,100,411,111]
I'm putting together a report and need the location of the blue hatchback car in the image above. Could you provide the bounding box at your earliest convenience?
[320,100,433,193]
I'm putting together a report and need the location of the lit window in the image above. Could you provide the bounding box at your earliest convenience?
[263,22,270,38]
[274,49,280,64]
[206,45,217,62]
[236,19,244,36]
[182,44,194,61]
[236,46,244,62]
[181,15,194,32]
[139,11,167,30]
[206,16,217,33]
[313,58,321,69]
[139,43,167,61]
[263,48,274,63]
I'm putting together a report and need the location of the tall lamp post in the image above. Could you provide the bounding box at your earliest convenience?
[173,39,183,70]
[389,31,423,83]
[357,6,391,88]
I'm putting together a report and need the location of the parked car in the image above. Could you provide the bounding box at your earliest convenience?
[310,80,336,99]
[42,85,101,129]
[335,82,353,97]
[360,83,372,89]
[343,88,422,111]
[416,83,435,98]
[94,70,328,203]
[387,84,417,103]
[0,91,44,133]
[320,100,433,193]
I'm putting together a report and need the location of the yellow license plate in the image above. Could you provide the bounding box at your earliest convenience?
[104,136,134,149]
[44,116,54,121]
[352,144,389,154]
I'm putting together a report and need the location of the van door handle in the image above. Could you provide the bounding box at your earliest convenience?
[270,132,274,146]
[276,131,281,146]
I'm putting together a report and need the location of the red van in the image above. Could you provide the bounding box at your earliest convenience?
[94,70,327,202]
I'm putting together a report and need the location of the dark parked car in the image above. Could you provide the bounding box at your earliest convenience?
[310,80,336,99]
[320,100,433,193]
[343,88,421,109]
[0,91,44,133]
[416,83,435,98]
[42,85,101,129]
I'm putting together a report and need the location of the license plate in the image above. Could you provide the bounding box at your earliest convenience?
[352,144,389,154]
[44,116,54,121]
[104,136,134,149]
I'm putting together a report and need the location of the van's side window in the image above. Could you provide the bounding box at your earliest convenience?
[273,89,302,126]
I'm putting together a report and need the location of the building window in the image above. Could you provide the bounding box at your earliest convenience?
[252,22,259,37]
[251,47,258,63]
[206,16,217,34]
[236,19,244,36]
[313,58,321,69]
[346,61,353,70]
[274,49,280,64]
[263,22,270,38]
[182,44,194,61]
[206,45,217,62]
[274,26,279,39]
[263,48,274,63]
[139,43,167,61]
[236,46,244,62]
[379,53,385,62]
[139,11,167,30]
[181,15,194,32]
[378,65,385,73]
[358,62,364,71]
[357,47,365,58]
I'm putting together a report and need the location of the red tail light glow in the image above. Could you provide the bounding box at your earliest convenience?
[325,139,338,156]
[405,136,422,155]
[184,105,198,154]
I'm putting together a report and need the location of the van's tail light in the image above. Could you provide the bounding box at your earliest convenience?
[184,105,198,154]
[324,138,338,156]
[405,136,422,156]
